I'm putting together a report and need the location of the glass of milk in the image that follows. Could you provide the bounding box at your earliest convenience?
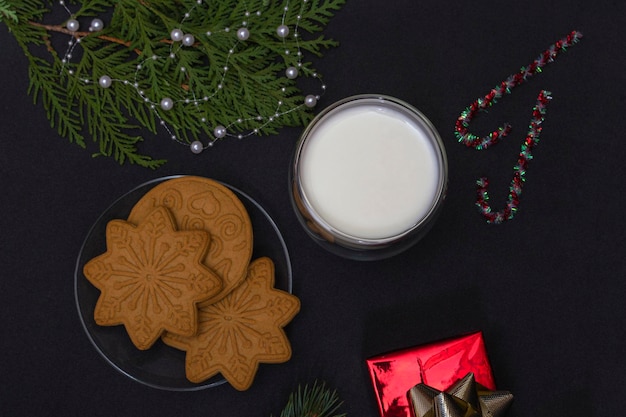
[290,95,448,260]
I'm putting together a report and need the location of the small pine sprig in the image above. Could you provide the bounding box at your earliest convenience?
[274,381,346,417]
[0,0,18,23]
[1,0,345,168]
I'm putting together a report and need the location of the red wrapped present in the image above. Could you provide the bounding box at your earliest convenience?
[366,332,496,417]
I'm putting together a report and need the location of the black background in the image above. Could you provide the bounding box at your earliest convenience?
[1,1,624,416]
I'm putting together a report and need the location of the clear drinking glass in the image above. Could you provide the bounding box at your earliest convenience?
[290,95,448,260]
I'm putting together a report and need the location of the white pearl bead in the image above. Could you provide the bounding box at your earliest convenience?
[89,18,104,32]
[98,75,112,88]
[237,27,250,41]
[160,97,174,111]
[276,24,289,38]
[190,141,204,154]
[285,66,298,79]
[171,29,184,42]
[214,125,227,138]
[304,95,317,108]
[182,34,195,46]
[66,19,80,32]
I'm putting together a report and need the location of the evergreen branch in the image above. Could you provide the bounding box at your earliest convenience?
[93,126,167,169]
[0,0,17,23]
[1,0,345,167]
[273,381,346,417]
[27,57,86,147]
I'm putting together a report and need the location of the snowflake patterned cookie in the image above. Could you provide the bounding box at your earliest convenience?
[162,257,300,390]
[83,206,223,350]
[127,176,253,305]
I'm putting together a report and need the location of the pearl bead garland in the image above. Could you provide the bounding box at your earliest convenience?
[237,27,250,41]
[276,24,289,38]
[170,29,184,42]
[190,140,204,154]
[55,0,328,155]
[89,18,104,32]
[160,98,174,111]
[66,19,79,32]
[214,125,227,139]
[98,75,112,88]
[304,94,318,108]
[181,34,195,47]
[285,66,299,79]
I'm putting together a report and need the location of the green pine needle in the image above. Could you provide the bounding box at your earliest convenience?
[1,0,345,168]
[0,0,17,23]
[274,381,346,417]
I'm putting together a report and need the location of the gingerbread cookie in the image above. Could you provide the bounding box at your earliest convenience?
[83,206,223,350]
[163,257,300,390]
[127,176,253,305]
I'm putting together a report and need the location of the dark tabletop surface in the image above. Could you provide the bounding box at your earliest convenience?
[1,1,625,416]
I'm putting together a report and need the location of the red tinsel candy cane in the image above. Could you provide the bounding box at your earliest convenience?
[455,30,582,223]
[475,90,551,224]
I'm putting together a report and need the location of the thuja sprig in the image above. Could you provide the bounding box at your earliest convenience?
[0,0,17,23]
[1,0,345,168]
[273,381,346,417]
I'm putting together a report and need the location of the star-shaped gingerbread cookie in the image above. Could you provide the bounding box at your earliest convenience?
[163,257,300,390]
[83,206,223,350]
[127,176,254,305]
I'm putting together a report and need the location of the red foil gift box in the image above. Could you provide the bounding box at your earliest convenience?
[366,332,496,417]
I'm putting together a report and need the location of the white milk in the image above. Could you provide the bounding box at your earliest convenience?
[299,103,442,240]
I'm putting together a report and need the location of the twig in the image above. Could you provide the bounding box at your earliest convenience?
[28,20,146,54]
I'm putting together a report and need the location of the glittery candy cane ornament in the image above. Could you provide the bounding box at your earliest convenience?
[455,30,582,223]
[476,90,551,224]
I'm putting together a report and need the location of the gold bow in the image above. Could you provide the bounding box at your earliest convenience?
[407,373,513,417]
